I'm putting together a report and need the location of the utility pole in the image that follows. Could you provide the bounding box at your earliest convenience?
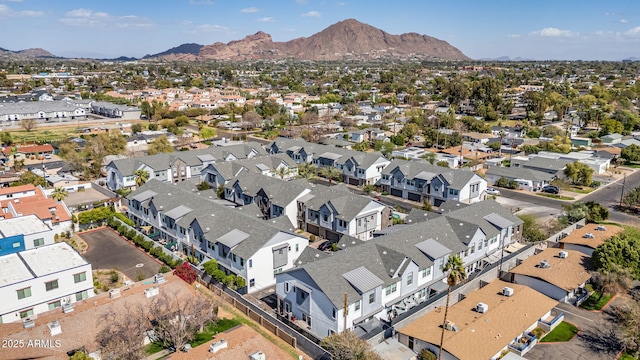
[343,293,348,332]
[619,173,627,208]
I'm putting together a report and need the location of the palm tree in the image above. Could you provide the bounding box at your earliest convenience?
[320,166,342,187]
[297,162,317,181]
[50,187,69,202]
[274,166,290,180]
[438,255,467,360]
[134,169,150,188]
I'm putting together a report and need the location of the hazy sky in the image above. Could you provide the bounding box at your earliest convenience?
[1,0,639,60]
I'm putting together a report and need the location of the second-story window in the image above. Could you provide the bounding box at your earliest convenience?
[407,273,413,286]
[369,293,375,304]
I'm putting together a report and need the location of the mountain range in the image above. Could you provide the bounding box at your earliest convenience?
[0,19,469,62]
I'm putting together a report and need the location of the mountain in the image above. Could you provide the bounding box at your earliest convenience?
[0,47,55,58]
[153,19,469,61]
[144,43,203,59]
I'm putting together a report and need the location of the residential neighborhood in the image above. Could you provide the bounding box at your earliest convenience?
[2,22,640,360]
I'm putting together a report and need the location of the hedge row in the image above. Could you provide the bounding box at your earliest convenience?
[107,218,182,269]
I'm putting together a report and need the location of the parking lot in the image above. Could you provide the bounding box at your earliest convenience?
[78,228,161,281]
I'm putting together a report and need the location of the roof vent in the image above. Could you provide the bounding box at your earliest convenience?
[502,287,514,297]
[539,260,551,268]
[476,303,488,313]
[558,251,568,259]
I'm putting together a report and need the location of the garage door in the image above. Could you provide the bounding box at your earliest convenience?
[326,231,340,241]
[307,224,319,236]
[408,192,422,202]
[390,188,403,197]
[348,177,360,186]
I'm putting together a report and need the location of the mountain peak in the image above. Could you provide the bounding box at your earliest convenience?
[152,18,469,61]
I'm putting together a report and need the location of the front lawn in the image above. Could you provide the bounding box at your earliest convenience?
[190,318,241,348]
[537,193,574,200]
[580,289,613,311]
[540,321,579,342]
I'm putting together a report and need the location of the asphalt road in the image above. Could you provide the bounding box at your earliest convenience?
[78,228,161,281]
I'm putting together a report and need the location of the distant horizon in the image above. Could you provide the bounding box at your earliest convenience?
[1,1,639,61]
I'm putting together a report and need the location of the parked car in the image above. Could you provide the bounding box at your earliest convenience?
[317,241,332,251]
[485,187,501,196]
[541,186,559,194]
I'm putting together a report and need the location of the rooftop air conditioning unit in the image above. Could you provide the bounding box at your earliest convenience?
[559,251,568,259]
[502,287,514,297]
[444,320,458,332]
[248,351,266,360]
[539,260,551,268]
[476,302,488,313]
[22,316,36,329]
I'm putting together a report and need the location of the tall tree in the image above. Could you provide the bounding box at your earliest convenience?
[20,118,37,132]
[147,135,174,155]
[50,187,69,202]
[320,331,382,360]
[134,169,150,188]
[85,133,127,178]
[320,166,342,187]
[438,255,467,360]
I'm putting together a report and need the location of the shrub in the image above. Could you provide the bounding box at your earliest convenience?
[174,262,196,284]
[203,260,218,276]
[235,276,246,288]
[309,234,316,242]
[158,265,171,274]
[212,269,226,282]
[114,212,134,226]
[531,327,546,339]
[418,349,437,360]
[223,274,236,288]
[495,177,518,189]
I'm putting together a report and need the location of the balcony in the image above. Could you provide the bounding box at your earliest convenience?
[538,311,564,333]
[508,332,537,356]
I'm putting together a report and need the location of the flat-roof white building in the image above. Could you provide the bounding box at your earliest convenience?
[0,215,56,255]
[0,242,94,323]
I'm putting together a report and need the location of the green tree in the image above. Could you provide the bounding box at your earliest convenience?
[274,166,290,179]
[584,201,609,223]
[85,133,127,178]
[563,161,594,186]
[599,118,624,136]
[436,160,450,168]
[320,166,342,186]
[623,185,640,208]
[11,171,46,187]
[421,152,437,165]
[297,162,317,181]
[518,214,547,242]
[438,255,467,360]
[131,123,142,134]
[621,144,640,163]
[0,131,13,146]
[199,126,216,140]
[134,169,150,188]
[147,135,174,155]
[320,331,382,360]
[592,227,640,279]
[50,187,69,202]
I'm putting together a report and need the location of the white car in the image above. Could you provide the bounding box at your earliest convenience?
[485,187,501,196]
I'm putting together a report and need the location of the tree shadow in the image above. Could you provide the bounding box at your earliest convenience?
[577,327,623,356]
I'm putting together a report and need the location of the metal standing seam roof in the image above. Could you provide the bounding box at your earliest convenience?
[216,229,250,249]
[342,266,384,294]
[415,239,452,260]
[131,190,157,202]
[483,213,514,230]
[164,205,193,220]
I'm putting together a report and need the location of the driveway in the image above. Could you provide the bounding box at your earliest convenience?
[78,228,161,281]
[525,299,623,360]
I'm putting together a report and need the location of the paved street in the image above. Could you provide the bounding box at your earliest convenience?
[78,228,161,281]
[525,299,624,360]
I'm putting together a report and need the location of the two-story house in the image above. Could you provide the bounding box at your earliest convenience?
[297,184,390,241]
[106,142,267,190]
[275,200,522,339]
[126,180,308,293]
[201,153,299,189]
[378,159,487,206]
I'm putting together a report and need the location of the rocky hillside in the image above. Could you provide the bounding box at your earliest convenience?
[155,19,469,61]
[0,47,55,58]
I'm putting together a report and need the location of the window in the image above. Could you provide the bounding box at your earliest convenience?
[45,280,59,291]
[250,279,255,287]
[295,244,299,252]
[332,308,336,319]
[240,258,244,266]
[33,238,44,247]
[439,258,445,270]
[421,268,431,278]
[19,309,34,319]
[368,293,375,304]
[449,189,459,196]
[17,287,31,299]
[354,300,361,311]
[74,272,86,283]
[12,242,20,248]
[232,254,237,262]
[285,282,290,292]
[76,290,88,301]
[249,259,253,268]
[478,241,483,250]
[48,301,61,310]
[385,283,397,296]
[407,273,413,286]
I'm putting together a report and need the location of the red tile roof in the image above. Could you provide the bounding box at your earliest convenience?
[16,144,55,154]
[0,184,36,196]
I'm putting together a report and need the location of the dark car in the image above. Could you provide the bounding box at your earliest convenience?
[317,241,332,251]
[541,186,559,194]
